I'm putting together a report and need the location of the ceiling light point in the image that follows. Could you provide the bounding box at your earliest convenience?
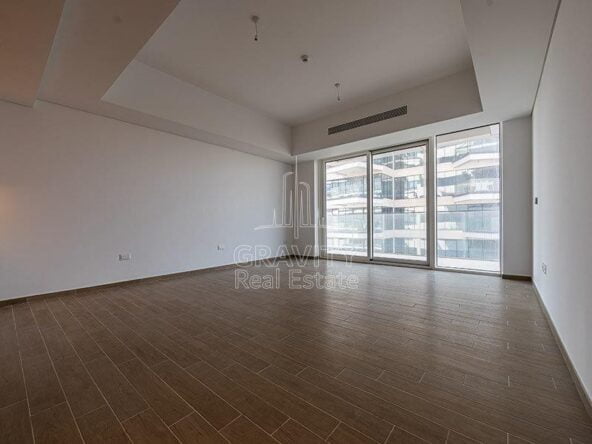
[301,54,310,63]
[251,15,260,41]
[334,83,342,102]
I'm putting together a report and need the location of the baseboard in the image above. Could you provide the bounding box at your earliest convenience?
[0,255,291,307]
[532,282,592,419]
[502,274,532,281]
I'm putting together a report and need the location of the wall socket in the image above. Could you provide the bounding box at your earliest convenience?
[541,263,548,274]
[217,244,225,251]
[118,253,131,261]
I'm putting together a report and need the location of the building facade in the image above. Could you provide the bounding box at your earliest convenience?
[325,124,500,272]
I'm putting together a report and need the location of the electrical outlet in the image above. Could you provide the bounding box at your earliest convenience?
[118,253,131,261]
[217,244,225,251]
[542,263,547,274]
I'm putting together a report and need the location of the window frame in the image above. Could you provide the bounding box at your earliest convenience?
[319,139,434,268]
[318,123,503,276]
[434,123,503,273]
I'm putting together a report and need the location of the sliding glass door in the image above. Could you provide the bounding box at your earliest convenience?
[371,143,428,264]
[323,142,430,265]
[436,125,501,272]
[324,155,368,257]
[322,126,501,274]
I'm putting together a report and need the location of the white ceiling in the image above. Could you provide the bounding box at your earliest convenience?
[0,0,64,106]
[0,0,559,163]
[294,0,560,156]
[137,0,473,125]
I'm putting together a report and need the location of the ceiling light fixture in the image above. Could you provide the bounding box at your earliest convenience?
[334,83,342,102]
[251,15,260,41]
[301,54,309,63]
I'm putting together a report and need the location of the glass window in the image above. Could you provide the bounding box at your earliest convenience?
[322,125,502,275]
[372,145,428,262]
[325,155,368,256]
[436,125,500,272]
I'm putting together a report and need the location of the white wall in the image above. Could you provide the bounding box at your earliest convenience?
[0,101,292,300]
[293,160,319,257]
[532,0,592,400]
[502,116,533,277]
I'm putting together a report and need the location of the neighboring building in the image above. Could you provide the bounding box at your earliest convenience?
[325,155,370,256]
[436,125,500,271]
[325,124,500,272]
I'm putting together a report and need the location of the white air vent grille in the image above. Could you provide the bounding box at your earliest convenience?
[328,105,408,135]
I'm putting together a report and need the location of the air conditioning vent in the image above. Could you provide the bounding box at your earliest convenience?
[328,105,408,135]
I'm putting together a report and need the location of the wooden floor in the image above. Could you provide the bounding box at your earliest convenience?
[1,260,591,444]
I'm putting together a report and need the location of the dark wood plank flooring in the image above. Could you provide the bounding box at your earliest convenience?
[1,260,590,443]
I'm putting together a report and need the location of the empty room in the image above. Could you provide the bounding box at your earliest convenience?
[1,0,591,443]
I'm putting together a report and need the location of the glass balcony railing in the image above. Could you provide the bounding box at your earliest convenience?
[453,179,500,196]
[437,209,500,233]
[438,178,500,197]
[373,212,426,232]
[437,141,499,164]
[328,178,499,201]
[326,191,366,200]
